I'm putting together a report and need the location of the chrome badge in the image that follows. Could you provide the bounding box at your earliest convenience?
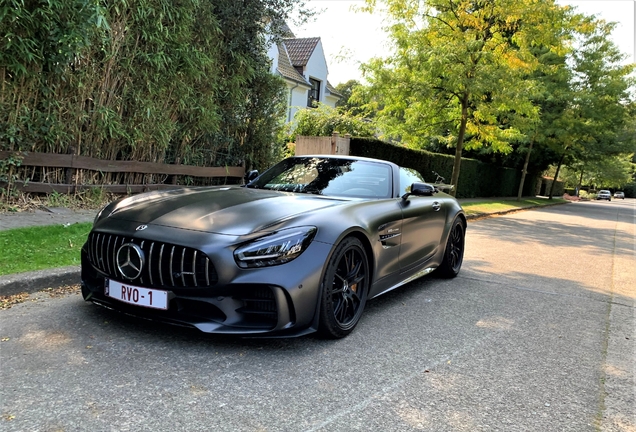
[116,243,145,280]
[136,225,148,231]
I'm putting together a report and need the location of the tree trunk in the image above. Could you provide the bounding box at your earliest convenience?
[517,137,534,201]
[576,169,584,196]
[450,95,469,197]
[548,151,567,200]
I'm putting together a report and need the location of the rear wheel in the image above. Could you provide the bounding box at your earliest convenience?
[318,237,370,339]
[436,219,465,278]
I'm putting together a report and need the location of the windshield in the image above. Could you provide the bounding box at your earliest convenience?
[248,157,393,199]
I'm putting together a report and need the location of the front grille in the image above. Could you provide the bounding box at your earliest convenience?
[87,232,218,288]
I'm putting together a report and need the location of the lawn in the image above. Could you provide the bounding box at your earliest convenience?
[0,223,93,275]
[461,198,567,216]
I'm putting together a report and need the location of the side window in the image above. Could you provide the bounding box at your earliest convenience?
[307,78,321,107]
[399,167,425,195]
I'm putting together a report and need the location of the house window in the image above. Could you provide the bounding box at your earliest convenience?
[307,78,321,107]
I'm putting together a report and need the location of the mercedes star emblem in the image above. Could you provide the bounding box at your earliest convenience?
[116,243,145,280]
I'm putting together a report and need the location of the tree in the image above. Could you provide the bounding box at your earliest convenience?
[360,0,568,196]
[546,16,636,198]
[335,80,361,110]
[554,155,634,190]
[515,48,573,200]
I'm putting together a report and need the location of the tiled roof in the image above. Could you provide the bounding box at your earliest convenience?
[280,22,295,38]
[326,81,342,98]
[276,44,309,85]
[283,37,320,67]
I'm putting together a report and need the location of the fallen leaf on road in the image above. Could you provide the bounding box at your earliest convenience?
[0,293,30,310]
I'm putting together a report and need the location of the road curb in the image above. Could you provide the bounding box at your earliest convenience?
[465,201,569,221]
[0,266,80,297]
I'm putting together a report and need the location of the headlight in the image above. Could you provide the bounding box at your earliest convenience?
[234,227,317,268]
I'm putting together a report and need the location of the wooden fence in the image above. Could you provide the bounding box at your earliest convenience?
[295,132,350,156]
[0,151,245,194]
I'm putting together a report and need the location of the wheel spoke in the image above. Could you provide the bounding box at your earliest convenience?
[350,291,361,304]
[338,298,349,322]
[334,273,346,285]
[334,297,345,319]
[449,251,457,268]
[344,251,352,273]
[348,260,362,280]
[351,274,366,286]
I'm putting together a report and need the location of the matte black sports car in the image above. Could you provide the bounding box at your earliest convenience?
[81,156,466,338]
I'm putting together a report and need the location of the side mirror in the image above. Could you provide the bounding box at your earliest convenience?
[402,182,435,200]
[244,170,259,183]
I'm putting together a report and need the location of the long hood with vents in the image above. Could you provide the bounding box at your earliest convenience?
[99,187,346,236]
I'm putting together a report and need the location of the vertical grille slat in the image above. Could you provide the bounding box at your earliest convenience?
[169,246,175,286]
[97,235,106,268]
[139,241,145,285]
[148,243,155,286]
[111,237,119,274]
[192,251,198,287]
[205,258,210,286]
[87,232,217,289]
[180,248,186,286]
[159,244,166,287]
[93,234,100,267]
[89,234,96,266]
[105,236,113,275]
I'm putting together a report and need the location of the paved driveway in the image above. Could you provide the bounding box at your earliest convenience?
[1,200,634,431]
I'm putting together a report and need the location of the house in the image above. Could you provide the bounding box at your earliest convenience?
[267,29,341,122]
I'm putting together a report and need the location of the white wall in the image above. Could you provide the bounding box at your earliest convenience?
[324,94,338,109]
[287,82,310,122]
[304,40,329,102]
[266,45,278,74]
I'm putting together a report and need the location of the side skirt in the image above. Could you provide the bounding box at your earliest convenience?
[369,266,437,300]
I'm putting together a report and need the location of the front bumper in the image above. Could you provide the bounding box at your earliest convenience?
[80,237,332,337]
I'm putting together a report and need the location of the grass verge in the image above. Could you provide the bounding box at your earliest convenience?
[0,223,92,275]
[461,198,567,217]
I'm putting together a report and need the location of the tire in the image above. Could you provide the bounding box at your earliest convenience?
[317,237,370,339]
[436,218,465,278]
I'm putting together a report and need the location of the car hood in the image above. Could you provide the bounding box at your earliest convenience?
[104,186,346,235]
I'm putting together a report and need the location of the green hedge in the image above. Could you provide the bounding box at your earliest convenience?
[622,182,636,198]
[350,137,538,198]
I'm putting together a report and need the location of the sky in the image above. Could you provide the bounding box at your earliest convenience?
[289,0,636,86]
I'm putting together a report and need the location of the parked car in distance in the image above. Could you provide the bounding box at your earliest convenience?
[81,155,467,338]
[614,191,625,199]
[596,190,612,201]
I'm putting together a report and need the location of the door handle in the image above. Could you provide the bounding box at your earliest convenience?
[432,202,441,211]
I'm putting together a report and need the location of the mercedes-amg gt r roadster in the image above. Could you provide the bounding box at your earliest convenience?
[81,155,466,338]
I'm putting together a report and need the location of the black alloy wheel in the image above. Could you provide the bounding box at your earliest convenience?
[318,237,370,338]
[437,218,465,278]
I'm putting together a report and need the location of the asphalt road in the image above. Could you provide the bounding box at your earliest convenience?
[1,199,634,432]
